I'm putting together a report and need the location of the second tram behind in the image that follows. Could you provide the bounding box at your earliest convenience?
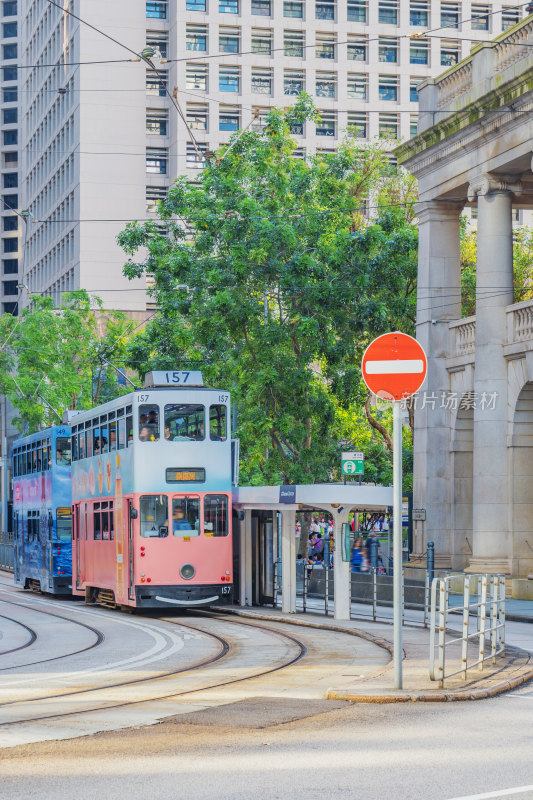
[70,370,234,609]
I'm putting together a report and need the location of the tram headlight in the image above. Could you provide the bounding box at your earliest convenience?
[180,563,195,580]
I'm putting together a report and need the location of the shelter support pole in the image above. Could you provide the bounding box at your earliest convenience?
[334,509,351,620]
[281,509,296,613]
[239,509,253,607]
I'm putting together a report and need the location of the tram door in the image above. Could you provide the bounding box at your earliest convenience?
[127,499,135,601]
[258,512,277,605]
[76,503,87,589]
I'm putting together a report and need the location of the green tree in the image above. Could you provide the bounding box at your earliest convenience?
[0,291,133,432]
[118,98,417,485]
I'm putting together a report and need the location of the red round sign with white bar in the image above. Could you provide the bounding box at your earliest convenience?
[361,332,427,401]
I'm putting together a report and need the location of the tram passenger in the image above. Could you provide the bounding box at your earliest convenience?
[165,506,193,533]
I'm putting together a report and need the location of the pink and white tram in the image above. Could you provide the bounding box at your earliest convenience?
[71,371,234,609]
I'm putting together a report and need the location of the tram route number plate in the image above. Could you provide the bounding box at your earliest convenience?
[144,370,204,388]
[221,586,231,594]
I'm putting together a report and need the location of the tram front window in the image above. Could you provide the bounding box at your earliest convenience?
[56,508,72,541]
[139,404,160,441]
[209,404,227,441]
[56,437,71,465]
[140,495,169,538]
[171,497,200,537]
[204,494,228,536]
[165,404,205,441]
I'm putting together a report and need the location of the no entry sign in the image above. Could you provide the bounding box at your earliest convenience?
[361,332,427,401]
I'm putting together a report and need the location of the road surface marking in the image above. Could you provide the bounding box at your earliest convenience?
[446,785,533,800]
[365,359,424,374]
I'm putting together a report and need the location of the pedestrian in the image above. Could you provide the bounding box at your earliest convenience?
[351,537,364,573]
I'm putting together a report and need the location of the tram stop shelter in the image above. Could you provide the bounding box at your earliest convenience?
[232,484,393,620]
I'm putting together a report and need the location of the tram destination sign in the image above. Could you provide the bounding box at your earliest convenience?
[144,370,204,388]
[166,468,206,483]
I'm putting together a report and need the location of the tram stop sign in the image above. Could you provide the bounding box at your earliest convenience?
[342,451,364,476]
[361,332,427,401]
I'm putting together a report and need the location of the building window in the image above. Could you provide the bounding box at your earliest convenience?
[146,1,167,18]
[316,71,335,98]
[284,1,303,17]
[379,112,399,139]
[441,2,459,28]
[219,28,240,53]
[187,0,207,9]
[251,28,272,54]
[219,66,240,92]
[3,280,17,295]
[2,194,17,209]
[284,30,304,57]
[2,21,16,36]
[146,187,167,213]
[347,0,367,22]
[2,88,17,102]
[3,258,18,274]
[347,35,367,62]
[220,0,239,10]
[284,69,304,95]
[186,65,208,93]
[3,216,17,231]
[2,42,16,59]
[3,301,17,314]
[347,73,367,100]
[379,37,398,63]
[186,142,208,169]
[186,25,207,51]
[441,39,459,66]
[410,37,428,64]
[410,0,428,26]
[316,33,335,59]
[316,0,334,20]
[219,109,240,130]
[2,107,16,124]
[2,2,17,16]
[146,70,167,96]
[3,130,17,145]
[3,172,17,188]
[3,237,18,252]
[146,110,168,135]
[2,66,17,81]
[251,68,272,94]
[379,0,398,24]
[378,74,398,101]
[146,148,168,173]
[410,114,418,137]
[4,152,16,166]
[410,77,420,101]
[251,108,269,131]
[252,0,271,15]
[146,33,168,59]
[186,103,208,130]
[348,112,367,139]
[316,112,335,136]
[502,7,519,30]
[471,4,490,30]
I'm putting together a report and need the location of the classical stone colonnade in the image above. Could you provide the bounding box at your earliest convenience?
[397,18,533,578]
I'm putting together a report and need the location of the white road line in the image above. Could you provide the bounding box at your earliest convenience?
[365,359,424,374]
[446,785,533,800]
[508,694,533,699]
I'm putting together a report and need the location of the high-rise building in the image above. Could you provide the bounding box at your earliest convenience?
[1,1,526,314]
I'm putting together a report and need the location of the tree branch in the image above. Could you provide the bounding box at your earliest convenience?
[364,395,392,451]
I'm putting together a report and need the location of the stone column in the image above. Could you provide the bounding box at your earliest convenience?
[466,175,520,574]
[281,509,296,613]
[413,201,463,566]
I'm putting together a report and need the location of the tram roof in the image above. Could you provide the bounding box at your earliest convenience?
[13,424,70,447]
[232,483,393,512]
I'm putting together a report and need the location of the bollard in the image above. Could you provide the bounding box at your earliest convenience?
[427,540,435,584]
[370,538,378,570]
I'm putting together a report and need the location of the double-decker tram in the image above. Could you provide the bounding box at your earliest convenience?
[12,426,72,594]
[71,370,234,609]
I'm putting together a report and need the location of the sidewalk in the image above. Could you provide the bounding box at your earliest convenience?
[213,604,533,703]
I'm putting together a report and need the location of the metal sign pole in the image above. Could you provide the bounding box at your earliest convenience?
[393,400,403,690]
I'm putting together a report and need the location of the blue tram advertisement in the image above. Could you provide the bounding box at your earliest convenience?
[12,426,72,594]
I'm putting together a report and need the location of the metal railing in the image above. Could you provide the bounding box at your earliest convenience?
[429,574,506,687]
[0,531,14,572]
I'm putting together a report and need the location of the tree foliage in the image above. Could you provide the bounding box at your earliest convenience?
[0,291,133,432]
[118,98,418,485]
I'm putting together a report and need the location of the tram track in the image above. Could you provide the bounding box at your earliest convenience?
[0,613,307,729]
[0,613,37,657]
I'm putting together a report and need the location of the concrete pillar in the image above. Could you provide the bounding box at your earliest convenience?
[281,509,296,613]
[333,510,351,620]
[239,509,253,606]
[413,200,463,566]
[467,176,520,574]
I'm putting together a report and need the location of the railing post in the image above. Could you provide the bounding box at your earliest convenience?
[424,570,429,628]
[498,576,506,652]
[427,541,435,584]
[370,538,378,570]
[429,577,438,681]
[490,576,498,663]
[478,574,488,671]
[372,568,377,621]
[438,577,447,688]
[461,575,471,680]
[324,562,329,617]
[303,564,308,613]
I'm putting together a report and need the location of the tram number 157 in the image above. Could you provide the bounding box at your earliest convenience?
[221,586,232,594]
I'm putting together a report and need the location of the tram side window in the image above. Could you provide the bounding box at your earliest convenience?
[126,414,133,445]
[56,508,72,541]
[209,405,227,441]
[101,502,110,540]
[86,426,93,457]
[26,448,31,474]
[204,494,229,536]
[94,502,102,540]
[56,437,71,465]
[32,448,37,473]
[171,496,200,537]
[42,442,48,470]
[78,431,86,460]
[117,417,125,450]
[109,421,117,451]
[139,404,160,441]
[100,417,109,453]
[140,494,169,538]
[36,442,42,472]
[27,510,40,542]
[164,404,205,441]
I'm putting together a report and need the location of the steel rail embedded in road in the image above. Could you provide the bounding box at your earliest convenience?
[0,612,37,657]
